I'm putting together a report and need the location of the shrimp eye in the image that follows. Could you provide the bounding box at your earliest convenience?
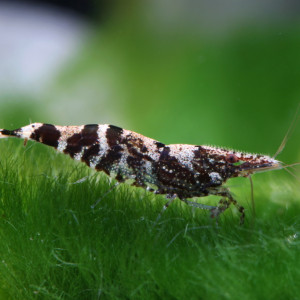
[226,154,238,164]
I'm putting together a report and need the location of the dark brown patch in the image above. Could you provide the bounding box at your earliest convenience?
[129,137,143,149]
[141,145,148,153]
[64,138,82,157]
[1,129,18,137]
[126,144,144,159]
[112,144,123,152]
[30,124,61,148]
[193,146,204,159]
[127,155,142,169]
[155,141,165,148]
[115,173,124,182]
[159,146,170,160]
[81,144,100,166]
[64,124,99,157]
[106,125,124,147]
[95,148,122,174]
[81,125,99,146]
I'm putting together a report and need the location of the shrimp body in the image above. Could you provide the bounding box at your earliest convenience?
[0,123,283,223]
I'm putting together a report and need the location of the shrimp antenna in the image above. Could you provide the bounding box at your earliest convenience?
[283,166,300,182]
[248,175,255,219]
[273,103,300,159]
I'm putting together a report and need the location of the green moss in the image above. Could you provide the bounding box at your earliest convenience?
[0,136,300,299]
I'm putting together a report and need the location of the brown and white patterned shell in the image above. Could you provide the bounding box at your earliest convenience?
[0,123,281,200]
